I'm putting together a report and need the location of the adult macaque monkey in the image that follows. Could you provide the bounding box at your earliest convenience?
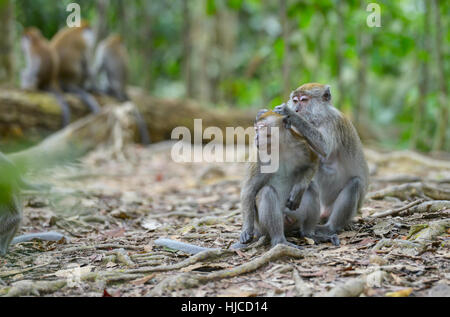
[273,83,369,240]
[93,34,150,144]
[50,22,101,114]
[94,34,129,102]
[20,27,71,126]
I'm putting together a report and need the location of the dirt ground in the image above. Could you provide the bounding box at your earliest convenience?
[0,143,449,297]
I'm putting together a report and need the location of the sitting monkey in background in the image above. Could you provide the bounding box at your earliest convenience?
[93,34,150,144]
[20,27,71,126]
[50,22,101,115]
[272,83,369,241]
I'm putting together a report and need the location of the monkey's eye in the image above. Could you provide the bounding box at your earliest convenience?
[292,96,299,103]
[300,96,309,102]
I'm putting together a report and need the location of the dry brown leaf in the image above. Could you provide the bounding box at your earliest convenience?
[385,288,413,297]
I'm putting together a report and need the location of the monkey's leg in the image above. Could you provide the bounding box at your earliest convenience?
[257,185,302,249]
[296,182,320,238]
[63,85,101,114]
[316,176,363,237]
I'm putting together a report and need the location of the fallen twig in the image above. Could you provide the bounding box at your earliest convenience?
[370,199,424,218]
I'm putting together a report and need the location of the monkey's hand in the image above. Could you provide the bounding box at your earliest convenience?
[273,103,287,115]
[286,195,301,211]
[239,227,254,244]
[282,115,292,130]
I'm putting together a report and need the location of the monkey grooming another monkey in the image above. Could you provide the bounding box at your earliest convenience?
[153,110,326,255]
[50,22,101,115]
[237,109,320,249]
[20,27,71,126]
[93,34,150,144]
[273,83,369,241]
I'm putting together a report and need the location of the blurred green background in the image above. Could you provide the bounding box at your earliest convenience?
[1,0,449,152]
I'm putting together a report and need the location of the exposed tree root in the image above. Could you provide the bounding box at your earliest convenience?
[122,249,235,274]
[404,201,450,215]
[147,244,304,296]
[373,218,450,254]
[367,183,450,201]
[409,219,450,243]
[60,243,144,254]
[322,277,367,297]
[3,280,67,297]
[364,149,450,170]
[373,239,424,252]
[293,269,313,297]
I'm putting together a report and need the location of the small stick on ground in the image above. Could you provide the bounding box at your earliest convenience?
[370,199,424,218]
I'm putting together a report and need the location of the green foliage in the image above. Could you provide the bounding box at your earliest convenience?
[12,0,450,151]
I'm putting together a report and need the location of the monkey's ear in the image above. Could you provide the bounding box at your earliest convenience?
[323,85,331,102]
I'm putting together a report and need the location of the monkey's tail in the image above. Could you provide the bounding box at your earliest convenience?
[116,93,151,145]
[133,108,151,145]
[64,85,101,114]
[154,238,218,255]
[47,88,71,127]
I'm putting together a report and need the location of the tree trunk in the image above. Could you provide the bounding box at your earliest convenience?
[432,0,448,151]
[335,1,346,109]
[0,0,14,85]
[280,0,291,100]
[182,0,193,98]
[410,0,430,150]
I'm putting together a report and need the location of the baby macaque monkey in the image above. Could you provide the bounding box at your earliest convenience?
[20,27,71,126]
[237,109,319,249]
[273,83,369,241]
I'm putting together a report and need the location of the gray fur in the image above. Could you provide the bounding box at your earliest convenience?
[280,84,369,238]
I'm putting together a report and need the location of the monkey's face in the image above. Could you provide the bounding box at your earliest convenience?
[288,83,332,117]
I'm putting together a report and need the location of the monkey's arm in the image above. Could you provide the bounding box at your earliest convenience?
[276,106,328,158]
[154,238,218,255]
[286,181,308,211]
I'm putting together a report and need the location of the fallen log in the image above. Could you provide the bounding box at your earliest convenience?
[0,87,255,148]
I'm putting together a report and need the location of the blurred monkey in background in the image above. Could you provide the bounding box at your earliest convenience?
[94,34,150,144]
[20,27,71,126]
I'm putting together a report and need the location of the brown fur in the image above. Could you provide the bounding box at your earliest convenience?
[22,27,59,89]
[50,23,92,86]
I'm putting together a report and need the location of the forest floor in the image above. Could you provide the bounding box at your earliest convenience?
[0,143,449,297]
